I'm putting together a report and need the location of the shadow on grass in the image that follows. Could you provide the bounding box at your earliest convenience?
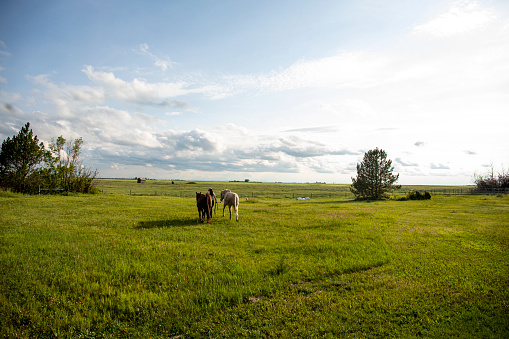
[135,219,199,229]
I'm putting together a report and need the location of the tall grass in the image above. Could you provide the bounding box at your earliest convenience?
[1,188,508,337]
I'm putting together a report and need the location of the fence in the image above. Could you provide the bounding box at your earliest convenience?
[122,188,508,198]
[424,188,509,195]
[39,187,65,195]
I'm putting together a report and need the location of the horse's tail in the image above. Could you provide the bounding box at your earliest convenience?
[234,193,239,213]
[234,193,239,221]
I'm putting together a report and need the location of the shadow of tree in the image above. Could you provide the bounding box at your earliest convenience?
[135,219,199,229]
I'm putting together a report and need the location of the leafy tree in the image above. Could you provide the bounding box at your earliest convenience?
[0,122,46,193]
[45,136,98,193]
[350,148,401,200]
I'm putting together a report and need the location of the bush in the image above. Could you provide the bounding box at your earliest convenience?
[398,191,432,201]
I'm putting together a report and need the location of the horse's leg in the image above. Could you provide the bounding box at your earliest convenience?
[229,205,232,220]
[223,203,226,217]
[235,203,239,221]
[207,200,212,223]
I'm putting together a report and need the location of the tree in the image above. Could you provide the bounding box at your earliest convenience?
[0,122,98,194]
[473,164,509,191]
[0,122,46,193]
[45,136,98,193]
[350,148,401,200]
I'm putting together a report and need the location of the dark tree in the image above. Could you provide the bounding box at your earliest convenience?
[350,148,401,200]
[473,164,509,191]
[0,122,46,193]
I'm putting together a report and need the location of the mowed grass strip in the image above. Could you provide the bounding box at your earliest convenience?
[0,191,508,338]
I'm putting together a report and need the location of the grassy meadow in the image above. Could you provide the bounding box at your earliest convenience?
[1,180,508,338]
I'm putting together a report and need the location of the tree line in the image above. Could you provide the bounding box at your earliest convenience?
[0,122,98,194]
[3,122,501,198]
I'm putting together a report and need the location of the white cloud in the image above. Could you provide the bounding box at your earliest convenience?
[413,0,496,37]
[431,163,451,170]
[221,51,389,95]
[82,65,219,106]
[0,75,6,84]
[137,43,175,71]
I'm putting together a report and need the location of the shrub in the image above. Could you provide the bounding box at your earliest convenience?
[405,191,432,200]
[397,191,432,201]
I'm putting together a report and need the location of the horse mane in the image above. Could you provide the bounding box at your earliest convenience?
[220,189,231,201]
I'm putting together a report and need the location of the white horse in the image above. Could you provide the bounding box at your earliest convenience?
[220,189,239,221]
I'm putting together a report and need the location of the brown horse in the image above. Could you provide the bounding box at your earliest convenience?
[208,188,217,216]
[196,192,213,223]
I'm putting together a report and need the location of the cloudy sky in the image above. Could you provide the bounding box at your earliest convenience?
[1,0,508,184]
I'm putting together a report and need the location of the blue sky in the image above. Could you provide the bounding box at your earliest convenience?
[1,0,508,184]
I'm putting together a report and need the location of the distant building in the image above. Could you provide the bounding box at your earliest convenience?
[137,178,146,183]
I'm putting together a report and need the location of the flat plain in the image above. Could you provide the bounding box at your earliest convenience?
[1,180,507,338]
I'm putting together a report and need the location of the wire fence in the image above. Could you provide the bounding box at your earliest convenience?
[118,187,508,198]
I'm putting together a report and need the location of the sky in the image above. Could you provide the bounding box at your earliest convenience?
[0,0,508,185]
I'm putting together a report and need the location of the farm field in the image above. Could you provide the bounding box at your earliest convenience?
[1,181,508,338]
[96,178,473,198]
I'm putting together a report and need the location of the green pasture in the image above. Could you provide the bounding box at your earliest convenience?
[0,182,508,338]
[96,178,472,198]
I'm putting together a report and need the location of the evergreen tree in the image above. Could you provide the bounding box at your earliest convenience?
[350,148,400,200]
[0,122,46,193]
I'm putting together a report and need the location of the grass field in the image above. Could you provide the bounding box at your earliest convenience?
[1,180,508,338]
[96,178,473,198]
